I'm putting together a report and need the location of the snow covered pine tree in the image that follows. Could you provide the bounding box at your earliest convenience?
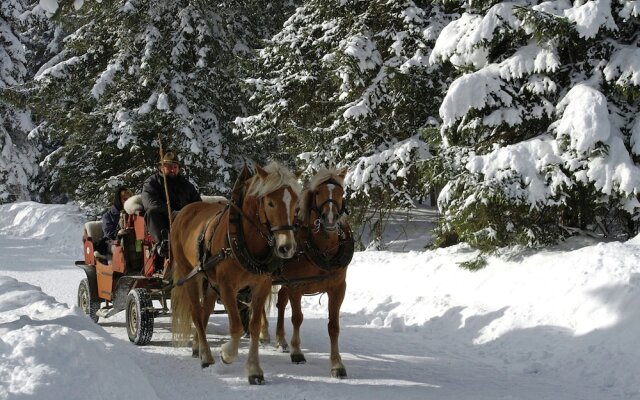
[428,0,640,254]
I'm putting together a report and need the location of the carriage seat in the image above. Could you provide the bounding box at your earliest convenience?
[84,221,104,242]
[84,221,108,262]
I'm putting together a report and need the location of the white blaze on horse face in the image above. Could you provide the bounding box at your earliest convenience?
[326,183,336,224]
[283,188,293,224]
[273,187,296,259]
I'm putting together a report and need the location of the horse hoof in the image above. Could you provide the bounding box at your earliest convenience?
[290,353,306,364]
[201,360,214,369]
[191,350,199,358]
[248,374,265,385]
[331,368,347,378]
[220,352,232,365]
[277,344,289,353]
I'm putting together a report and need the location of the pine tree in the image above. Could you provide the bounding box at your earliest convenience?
[236,0,451,246]
[427,0,640,252]
[0,0,49,203]
[29,0,293,206]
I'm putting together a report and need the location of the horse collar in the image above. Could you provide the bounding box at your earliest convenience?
[297,223,354,271]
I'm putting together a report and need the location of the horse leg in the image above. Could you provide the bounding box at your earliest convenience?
[244,281,271,384]
[288,290,306,364]
[259,307,271,344]
[187,279,214,367]
[219,284,244,365]
[275,286,289,352]
[193,283,217,358]
[191,329,199,358]
[327,281,347,378]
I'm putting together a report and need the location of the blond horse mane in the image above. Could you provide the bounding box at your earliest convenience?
[247,161,302,198]
[298,167,346,226]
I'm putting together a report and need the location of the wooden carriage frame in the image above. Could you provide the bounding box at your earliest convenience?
[75,197,236,345]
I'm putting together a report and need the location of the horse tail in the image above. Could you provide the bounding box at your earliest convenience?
[265,284,279,314]
[171,264,193,346]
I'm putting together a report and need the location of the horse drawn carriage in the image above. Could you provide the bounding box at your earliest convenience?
[75,195,242,345]
[76,162,355,384]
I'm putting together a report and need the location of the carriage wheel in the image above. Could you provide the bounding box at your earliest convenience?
[77,278,100,323]
[126,288,154,345]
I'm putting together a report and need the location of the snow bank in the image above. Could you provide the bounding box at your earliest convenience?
[0,276,159,400]
[0,202,85,255]
[316,237,640,396]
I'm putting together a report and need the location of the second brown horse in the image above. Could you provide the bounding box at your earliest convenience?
[261,167,354,378]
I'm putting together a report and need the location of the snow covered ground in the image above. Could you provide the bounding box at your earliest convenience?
[1,201,640,399]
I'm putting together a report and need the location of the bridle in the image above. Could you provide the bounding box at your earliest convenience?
[256,186,298,243]
[310,178,349,232]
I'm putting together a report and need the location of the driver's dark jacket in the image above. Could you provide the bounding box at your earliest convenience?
[141,172,201,213]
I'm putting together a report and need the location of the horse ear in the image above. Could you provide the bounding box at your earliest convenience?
[337,166,348,180]
[255,164,269,179]
[295,169,304,179]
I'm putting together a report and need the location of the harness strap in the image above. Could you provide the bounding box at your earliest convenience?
[226,185,283,275]
[311,179,349,217]
[176,264,203,286]
[269,225,296,232]
[175,165,290,284]
[176,205,230,287]
[297,222,354,272]
[272,273,336,286]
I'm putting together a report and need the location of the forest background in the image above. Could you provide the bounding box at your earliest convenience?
[1,0,639,259]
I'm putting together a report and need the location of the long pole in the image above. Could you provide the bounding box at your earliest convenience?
[158,135,173,234]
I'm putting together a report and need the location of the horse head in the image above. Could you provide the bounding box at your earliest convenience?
[301,167,349,232]
[247,162,302,259]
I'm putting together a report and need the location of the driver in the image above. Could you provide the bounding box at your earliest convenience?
[141,151,201,257]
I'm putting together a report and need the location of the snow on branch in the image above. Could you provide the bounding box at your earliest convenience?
[497,44,560,80]
[341,34,382,72]
[430,3,521,68]
[631,118,640,157]
[465,136,571,207]
[602,45,640,87]
[582,136,640,203]
[564,0,618,39]
[440,65,511,127]
[440,43,560,128]
[553,85,640,206]
[554,84,610,153]
[33,51,80,81]
[91,61,123,99]
[619,0,640,18]
[344,136,430,194]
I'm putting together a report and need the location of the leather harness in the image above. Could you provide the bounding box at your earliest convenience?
[176,166,289,286]
[176,169,355,287]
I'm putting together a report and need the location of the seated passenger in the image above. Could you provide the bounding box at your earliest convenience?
[97,187,133,255]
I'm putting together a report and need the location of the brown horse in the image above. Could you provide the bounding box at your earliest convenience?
[170,162,301,385]
[261,167,354,378]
